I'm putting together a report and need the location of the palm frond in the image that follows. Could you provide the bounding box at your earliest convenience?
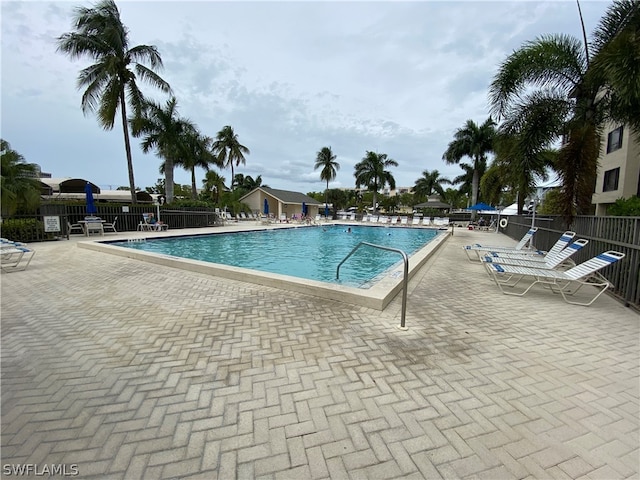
[489,34,586,119]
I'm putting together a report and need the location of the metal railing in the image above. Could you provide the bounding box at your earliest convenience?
[336,242,409,329]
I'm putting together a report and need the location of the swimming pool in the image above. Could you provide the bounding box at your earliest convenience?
[80,223,450,310]
[111,225,439,288]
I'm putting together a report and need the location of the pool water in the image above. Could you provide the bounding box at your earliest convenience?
[114,225,440,288]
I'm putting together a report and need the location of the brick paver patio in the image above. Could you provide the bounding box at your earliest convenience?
[1,226,638,479]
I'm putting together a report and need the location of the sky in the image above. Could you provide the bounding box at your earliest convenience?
[2,0,611,195]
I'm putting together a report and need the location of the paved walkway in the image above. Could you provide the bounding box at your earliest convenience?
[1,227,638,479]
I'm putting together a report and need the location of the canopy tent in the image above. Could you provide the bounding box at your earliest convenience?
[467,202,496,211]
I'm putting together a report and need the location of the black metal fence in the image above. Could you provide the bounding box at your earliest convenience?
[1,204,222,242]
[502,215,640,310]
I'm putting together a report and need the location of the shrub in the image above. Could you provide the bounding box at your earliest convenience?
[607,196,640,216]
[1,218,44,242]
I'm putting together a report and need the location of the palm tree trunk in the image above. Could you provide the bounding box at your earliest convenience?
[471,168,480,218]
[230,159,235,190]
[119,91,137,204]
[165,158,174,203]
[325,180,329,215]
[191,168,198,200]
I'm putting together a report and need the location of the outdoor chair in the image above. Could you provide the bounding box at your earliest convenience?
[481,239,588,270]
[103,216,118,233]
[1,245,36,272]
[484,250,625,306]
[463,228,538,262]
[68,221,84,235]
[477,231,576,264]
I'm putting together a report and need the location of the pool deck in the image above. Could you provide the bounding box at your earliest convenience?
[1,223,638,479]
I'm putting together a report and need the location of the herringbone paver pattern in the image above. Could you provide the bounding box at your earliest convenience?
[1,227,638,479]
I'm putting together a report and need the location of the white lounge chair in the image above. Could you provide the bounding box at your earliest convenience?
[479,232,576,264]
[411,217,421,226]
[481,239,588,270]
[1,245,36,272]
[400,217,408,226]
[485,250,625,306]
[463,228,538,262]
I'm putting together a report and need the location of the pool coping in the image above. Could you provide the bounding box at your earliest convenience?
[78,224,452,310]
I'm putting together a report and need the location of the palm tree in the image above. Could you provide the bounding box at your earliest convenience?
[488,1,639,222]
[314,146,339,212]
[56,0,171,203]
[179,131,218,200]
[354,151,398,211]
[450,162,482,203]
[212,126,250,190]
[493,122,561,214]
[0,140,41,216]
[442,118,496,209]
[588,0,640,133]
[413,169,451,201]
[241,175,268,191]
[202,170,226,204]
[131,97,194,203]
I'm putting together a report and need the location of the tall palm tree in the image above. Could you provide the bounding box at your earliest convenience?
[354,151,398,211]
[179,131,218,200]
[413,169,451,201]
[314,146,339,212]
[202,170,226,204]
[489,1,639,222]
[131,97,194,203]
[442,118,496,209]
[212,126,250,190]
[56,0,171,203]
[0,140,41,216]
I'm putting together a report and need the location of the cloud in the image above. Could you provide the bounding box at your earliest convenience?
[1,0,609,195]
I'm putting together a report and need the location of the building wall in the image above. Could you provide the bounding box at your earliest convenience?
[592,123,640,216]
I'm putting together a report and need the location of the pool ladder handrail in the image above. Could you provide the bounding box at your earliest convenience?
[336,241,409,330]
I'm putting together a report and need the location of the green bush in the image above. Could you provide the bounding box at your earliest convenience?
[607,196,640,216]
[1,218,44,242]
[169,199,213,209]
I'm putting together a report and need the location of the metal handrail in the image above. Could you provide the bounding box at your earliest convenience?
[336,241,409,330]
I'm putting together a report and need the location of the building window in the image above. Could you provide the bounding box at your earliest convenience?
[606,126,623,153]
[603,167,620,192]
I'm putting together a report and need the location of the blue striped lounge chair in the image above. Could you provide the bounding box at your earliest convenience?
[481,238,588,270]
[1,244,36,272]
[463,227,539,262]
[485,250,625,306]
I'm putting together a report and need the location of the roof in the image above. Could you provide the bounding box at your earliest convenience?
[43,190,153,203]
[41,178,101,194]
[240,187,323,205]
[414,201,451,209]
